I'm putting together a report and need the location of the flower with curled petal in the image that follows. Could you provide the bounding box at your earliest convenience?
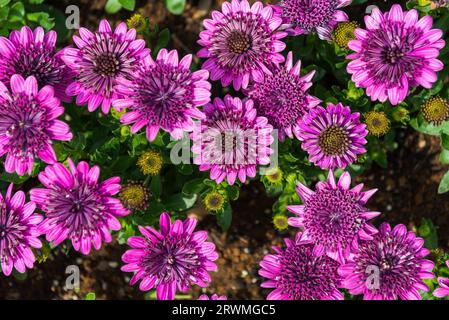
[0,75,72,176]
[114,49,210,141]
[62,19,150,114]
[288,171,379,263]
[0,183,43,276]
[347,4,445,105]
[197,0,287,90]
[259,232,343,300]
[339,222,435,300]
[245,52,320,141]
[30,159,129,255]
[121,212,218,300]
[273,0,352,40]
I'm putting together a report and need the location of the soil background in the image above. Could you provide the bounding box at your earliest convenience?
[1,0,449,300]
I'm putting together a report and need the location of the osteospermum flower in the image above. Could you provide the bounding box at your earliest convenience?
[30,159,129,255]
[339,222,435,300]
[273,0,351,40]
[121,212,219,300]
[137,150,163,176]
[421,96,449,125]
[347,4,445,105]
[245,52,320,141]
[0,75,72,176]
[192,95,273,185]
[288,171,379,262]
[62,19,149,114]
[119,181,150,212]
[298,102,367,170]
[0,26,73,102]
[433,261,449,298]
[198,294,228,300]
[113,49,210,141]
[197,0,287,90]
[0,184,43,276]
[259,232,343,300]
[365,111,390,137]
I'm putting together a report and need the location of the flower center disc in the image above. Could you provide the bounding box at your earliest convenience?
[94,53,120,77]
[318,125,349,156]
[226,30,252,54]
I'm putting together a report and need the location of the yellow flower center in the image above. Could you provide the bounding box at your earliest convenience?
[204,192,225,212]
[273,214,289,231]
[266,168,283,184]
[127,14,148,33]
[333,22,358,48]
[318,126,349,156]
[365,111,390,137]
[421,96,449,125]
[137,150,163,176]
[119,183,149,211]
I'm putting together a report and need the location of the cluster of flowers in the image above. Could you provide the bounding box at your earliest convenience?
[0,0,448,300]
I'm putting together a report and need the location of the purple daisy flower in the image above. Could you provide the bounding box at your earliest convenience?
[113,49,210,141]
[197,0,287,91]
[0,75,72,176]
[433,261,449,298]
[338,222,435,300]
[30,159,129,255]
[0,26,73,102]
[198,294,228,300]
[191,95,273,185]
[297,102,367,170]
[273,0,351,39]
[62,19,149,114]
[347,4,445,105]
[259,232,343,300]
[121,212,219,300]
[288,171,379,263]
[244,52,320,141]
[0,183,43,276]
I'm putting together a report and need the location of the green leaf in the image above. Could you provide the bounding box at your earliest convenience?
[85,293,96,300]
[418,218,438,249]
[442,134,449,150]
[150,175,162,199]
[166,193,197,211]
[153,28,170,54]
[119,0,135,11]
[226,185,240,201]
[27,12,54,29]
[182,178,205,195]
[0,0,10,7]
[10,2,25,20]
[165,0,186,15]
[440,150,449,164]
[217,204,232,231]
[105,0,122,14]
[438,171,449,194]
